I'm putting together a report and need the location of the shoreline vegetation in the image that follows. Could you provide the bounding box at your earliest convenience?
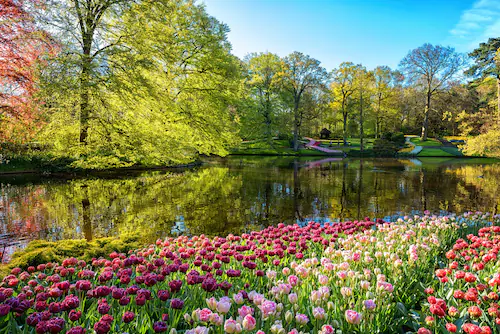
[1,212,500,333]
[0,143,498,176]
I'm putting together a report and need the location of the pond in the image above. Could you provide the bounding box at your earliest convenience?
[0,157,499,248]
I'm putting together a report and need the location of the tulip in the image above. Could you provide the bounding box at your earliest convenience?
[216,300,231,314]
[153,321,168,333]
[313,307,326,320]
[345,310,361,325]
[224,318,242,333]
[242,314,256,330]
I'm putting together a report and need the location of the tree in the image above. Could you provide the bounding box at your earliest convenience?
[330,62,358,146]
[353,65,373,152]
[399,44,465,140]
[462,129,500,157]
[372,66,393,138]
[466,37,500,123]
[37,0,241,167]
[0,0,53,141]
[38,0,133,147]
[244,52,282,144]
[281,52,328,151]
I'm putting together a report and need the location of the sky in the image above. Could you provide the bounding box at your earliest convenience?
[202,0,500,71]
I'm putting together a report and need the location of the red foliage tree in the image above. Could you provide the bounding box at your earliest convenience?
[0,0,52,142]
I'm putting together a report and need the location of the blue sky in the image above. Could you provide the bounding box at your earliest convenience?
[203,0,500,71]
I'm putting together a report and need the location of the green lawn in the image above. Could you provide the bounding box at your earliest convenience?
[440,146,464,156]
[417,148,455,157]
[410,137,442,146]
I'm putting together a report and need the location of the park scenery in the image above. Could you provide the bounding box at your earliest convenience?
[2,0,500,333]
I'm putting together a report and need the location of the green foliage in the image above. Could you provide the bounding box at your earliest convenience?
[466,37,500,78]
[462,128,500,157]
[382,132,405,147]
[36,0,242,169]
[373,139,398,157]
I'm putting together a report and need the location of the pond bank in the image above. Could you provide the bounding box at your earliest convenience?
[0,157,202,176]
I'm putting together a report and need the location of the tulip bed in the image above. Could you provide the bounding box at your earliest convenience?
[418,221,500,334]
[0,213,499,334]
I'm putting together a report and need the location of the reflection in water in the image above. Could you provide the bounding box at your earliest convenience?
[0,157,499,244]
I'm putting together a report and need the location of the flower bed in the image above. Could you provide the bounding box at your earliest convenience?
[418,218,500,334]
[0,213,498,333]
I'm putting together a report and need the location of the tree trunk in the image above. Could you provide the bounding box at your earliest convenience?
[293,100,300,151]
[375,96,381,138]
[359,90,364,152]
[497,76,500,125]
[80,41,92,145]
[421,90,431,141]
[342,100,348,147]
[264,92,273,146]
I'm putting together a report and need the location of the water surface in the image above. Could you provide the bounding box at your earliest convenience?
[0,157,499,248]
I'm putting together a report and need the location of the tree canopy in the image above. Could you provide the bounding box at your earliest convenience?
[1,2,500,162]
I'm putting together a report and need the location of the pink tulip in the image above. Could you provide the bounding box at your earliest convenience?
[313,307,326,320]
[242,314,256,331]
[288,293,298,304]
[206,297,217,310]
[258,300,277,319]
[295,313,309,325]
[345,310,362,325]
[238,305,254,318]
[224,318,242,333]
[216,300,231,314]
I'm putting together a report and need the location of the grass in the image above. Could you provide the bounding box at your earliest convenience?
[440,146,464,156]
[417,148,455,157]
[230,147,330,156]
[232,139,341,156]
[410,137,442,146]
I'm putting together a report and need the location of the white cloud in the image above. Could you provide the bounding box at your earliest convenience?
[448,0,500,51]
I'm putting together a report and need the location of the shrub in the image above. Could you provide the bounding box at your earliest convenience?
[373,139,398,157]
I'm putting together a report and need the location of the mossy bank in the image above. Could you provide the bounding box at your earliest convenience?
[0,234,145,278]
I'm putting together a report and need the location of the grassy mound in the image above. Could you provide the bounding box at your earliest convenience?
[0,234,144,277]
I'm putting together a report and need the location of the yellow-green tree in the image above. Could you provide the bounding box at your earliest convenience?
[37,0,242,168]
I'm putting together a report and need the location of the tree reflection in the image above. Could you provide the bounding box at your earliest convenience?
[0,158,499,243]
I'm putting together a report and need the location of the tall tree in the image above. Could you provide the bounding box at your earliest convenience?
[0,0,52,141]
[330,62,358,146]
[353,65,373,152]
[37,0,241,167]
[466,38,500,124]
[38,0,132,146]
[244,52,282,144]
[399,44,465,140]
[372,66,393,138]
[281,52,328,151]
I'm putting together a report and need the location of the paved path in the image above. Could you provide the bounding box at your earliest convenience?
[304,137,342,154]
[405,136,423,155]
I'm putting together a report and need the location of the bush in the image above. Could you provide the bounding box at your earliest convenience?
[276,133,294,147]
[373,139,398,157]
[381,132,405,147]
